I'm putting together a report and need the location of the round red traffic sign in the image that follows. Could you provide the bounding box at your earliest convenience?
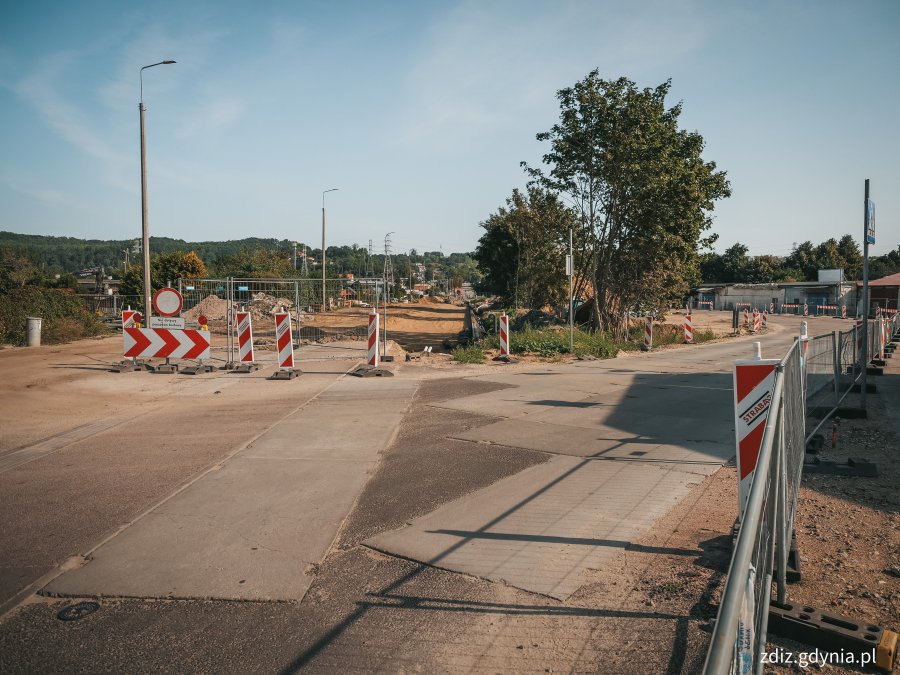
[197,314,208,326]
[134,312,143,324]
[152,287,183,317]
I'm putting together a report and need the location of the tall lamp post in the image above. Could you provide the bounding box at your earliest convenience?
[139,60,176,320]
[322,188,338,310]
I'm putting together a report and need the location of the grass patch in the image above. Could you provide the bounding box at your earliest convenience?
[452,344,486,363]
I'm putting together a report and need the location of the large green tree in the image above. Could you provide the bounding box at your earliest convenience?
[121,250,208,306]
[523,72,730,333]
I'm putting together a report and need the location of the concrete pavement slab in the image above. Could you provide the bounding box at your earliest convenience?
[45,377,417,601]
[366,454,706,599]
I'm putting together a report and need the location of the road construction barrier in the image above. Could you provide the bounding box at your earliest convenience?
[842,305,847,319]
[761,310,768,330]
[752,309,760,333]
[499,314,510,356]
[367,312,379,367]
[817,304,838,316]
[742,308,749,328]
[122,309,138,329]
[274,312,294,369]
[124,328,211,360]
[769,302,775,313]
[803,303,809,317]
[781,303,799,314]
[644,315,653,351]
[875,306,882,319]
[684,314,693,343]
[235,311,255,364]
[698,300,714,310]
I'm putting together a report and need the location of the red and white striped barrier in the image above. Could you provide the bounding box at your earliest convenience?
[752,309,760,333]
[781,303,799,314]
[769,303,774,313]
[235,311,255,363]
[275,312,294,369]
[499,314,510,356]
[124,328,210,360]
[882,308,898,315]
[122,309,139,329]
[742,308,749,327]
[875,306,882,319]
[841,305,847,319]
[684,314,693,343]
[644,315,653,351]
[761,311,768,330]
[367,312,380,367]
[733,346,779,518]
[803,303,809,317]
[878,319,885,360]
[697,300,714,310]
[817,304,838,316]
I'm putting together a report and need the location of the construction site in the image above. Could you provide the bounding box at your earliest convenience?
[1,292,898,674]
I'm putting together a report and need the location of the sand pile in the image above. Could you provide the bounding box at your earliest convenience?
[183,294,229,320]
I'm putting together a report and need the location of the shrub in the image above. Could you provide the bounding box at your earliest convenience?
[0,287,108,345]
[452,344,486,363]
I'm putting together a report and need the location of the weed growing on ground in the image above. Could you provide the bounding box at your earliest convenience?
[451,344,486,363]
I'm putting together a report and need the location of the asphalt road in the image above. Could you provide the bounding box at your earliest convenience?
[0,315,852,673]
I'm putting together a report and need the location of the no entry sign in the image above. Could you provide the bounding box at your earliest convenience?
[152,287,183,317]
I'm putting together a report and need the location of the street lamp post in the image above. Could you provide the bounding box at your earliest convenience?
[139,60,176,321]
[322,188,338,310]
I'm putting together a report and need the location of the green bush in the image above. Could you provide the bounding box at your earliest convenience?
[452,344,486,363]
[0,287,108,345]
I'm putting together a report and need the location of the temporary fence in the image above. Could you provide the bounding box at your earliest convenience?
[179,277,385,366]
[704,340,810,674]
[703,315,882,673]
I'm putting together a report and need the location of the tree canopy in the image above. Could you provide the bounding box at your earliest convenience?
[522,72,730,332]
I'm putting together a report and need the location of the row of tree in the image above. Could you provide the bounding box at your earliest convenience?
[0,232,482,291]
[473,71,898,332]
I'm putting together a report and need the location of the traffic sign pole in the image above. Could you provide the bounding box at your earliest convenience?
[861,179,870,411]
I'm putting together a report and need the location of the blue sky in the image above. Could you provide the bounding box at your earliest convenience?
[1,1,898,257]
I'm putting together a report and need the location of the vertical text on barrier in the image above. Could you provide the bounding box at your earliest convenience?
[367,312,379,367]
[274,312,294,369]
[733,351,780,520]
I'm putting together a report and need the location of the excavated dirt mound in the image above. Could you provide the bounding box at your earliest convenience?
[183,295,228,321]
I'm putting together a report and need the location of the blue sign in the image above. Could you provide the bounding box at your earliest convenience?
[238,285,249,292]
[866,198,875,245]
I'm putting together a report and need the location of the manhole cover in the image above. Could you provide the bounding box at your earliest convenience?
[57,601,100,622]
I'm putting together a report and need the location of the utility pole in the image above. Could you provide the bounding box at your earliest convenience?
[293,242,297,271]
[568,227,574,353]
[861,179,873,411]
[301,245,309,276]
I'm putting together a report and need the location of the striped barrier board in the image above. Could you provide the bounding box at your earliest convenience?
[803,303,809,317]
[733,355,779,518]
[499,314,510,356]
[367,312,379,367]
[644,315,653,351]
[684,314,693,343]
[752,309,760,333]
[742,309,749,327]
[697,300,714,310]
[275,312,294,369]
[761,311,768,330]
[124,328,210,360]
[842,305,847,319]
[235,311,255,363]
[122,310,138,329]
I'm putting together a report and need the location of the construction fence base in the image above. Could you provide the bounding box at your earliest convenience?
[768,601,898,672]
[180,363,217,375]
[803,456,878,478]
[349,366,393,378]
[269,369,301,380]
[493,355,518,363]
[231,362,261,373]
[151,362,178,374]
[112,360,144,373]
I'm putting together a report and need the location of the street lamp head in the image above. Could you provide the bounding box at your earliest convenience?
[162,60,176,64]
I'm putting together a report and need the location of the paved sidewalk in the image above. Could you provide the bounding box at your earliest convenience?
[366,349,749,599]
[46,376,417,601]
